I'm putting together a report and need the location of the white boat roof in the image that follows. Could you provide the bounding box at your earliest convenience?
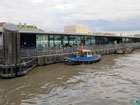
[81,49,91,52]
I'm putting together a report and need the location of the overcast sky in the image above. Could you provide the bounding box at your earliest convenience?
[0,0,140,33]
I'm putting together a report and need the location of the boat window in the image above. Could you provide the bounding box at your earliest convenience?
[92,52,95,55]
[84,52,87,56]
[77,51,83,57]
[88,52,91,55]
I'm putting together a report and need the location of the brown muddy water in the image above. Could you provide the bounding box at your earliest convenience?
[1,50,140,105]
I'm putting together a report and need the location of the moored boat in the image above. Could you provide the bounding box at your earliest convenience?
[116,48,132,54]
[64,49,101,65]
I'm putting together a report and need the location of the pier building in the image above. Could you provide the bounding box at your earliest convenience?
[19,31,140,50]
[0,23,140,78]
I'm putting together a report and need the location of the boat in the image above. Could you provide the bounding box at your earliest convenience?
[64,49,101,65]
[116,48,132,54]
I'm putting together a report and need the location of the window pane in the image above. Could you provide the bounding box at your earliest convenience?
[54,35,62,47]
[36,35,48,49]
[80,36,85,46]
[85,36,91,46]
[49,35,54,48]
[73,36,80,46]
[63,36,68,47]
[91,36,95,45]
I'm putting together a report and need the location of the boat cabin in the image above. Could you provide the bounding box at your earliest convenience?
[77,49,93,57]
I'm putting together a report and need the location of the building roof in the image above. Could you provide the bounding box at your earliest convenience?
[0,30,139,39]
[19,31,140,39]
[0,22,139,39]
[0,22,44,32]
[0,22,6,27]
[18,25,38,29]
[18,23,45,32]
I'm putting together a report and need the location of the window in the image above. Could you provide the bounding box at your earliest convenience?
[73,36,81,46]
[80,36,85,46]
[95,37,105,45]
[49,35,54,48]
[36,35,48,49]
[63,35,68,47]
[54,35,62,47]
[91,36,95,45]
[85,36,93,46]
[69,36,74,46]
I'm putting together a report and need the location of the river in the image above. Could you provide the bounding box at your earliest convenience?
[1,50,140,105]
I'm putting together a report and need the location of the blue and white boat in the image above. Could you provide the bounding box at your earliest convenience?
[64,49,101,65]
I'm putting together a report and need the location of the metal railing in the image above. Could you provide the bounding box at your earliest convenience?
[20,43,140,58]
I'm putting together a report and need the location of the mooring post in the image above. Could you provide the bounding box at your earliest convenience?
[0,23,22,78]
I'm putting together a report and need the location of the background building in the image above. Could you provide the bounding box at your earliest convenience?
[0,22,6,30]
[0,22,44,32]
[64,24,89,34]
[134,34,140,37]
[18,23,44,32]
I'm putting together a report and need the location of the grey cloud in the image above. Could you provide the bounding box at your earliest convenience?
[0,0,140,32]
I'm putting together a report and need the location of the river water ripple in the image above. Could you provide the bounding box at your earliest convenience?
[1,50,140,105]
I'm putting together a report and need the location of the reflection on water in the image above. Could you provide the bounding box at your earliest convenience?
[1,50,140,105]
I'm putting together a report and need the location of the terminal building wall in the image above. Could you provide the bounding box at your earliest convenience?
[20,33,140,49]
[20,33,36,49]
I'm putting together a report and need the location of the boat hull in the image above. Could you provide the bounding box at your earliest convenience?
[64,55,101,65]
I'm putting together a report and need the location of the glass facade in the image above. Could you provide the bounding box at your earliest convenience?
[36,35,96,48]
[54,35,63,47]
[126,38,131,43]
[73,36,81,46]
[95,36,106,44]
[69,36,74,46]
[123,38,131,43]
[85,36,95,46]
[63,36,68,47]
[36,35,48,49]
[19,32,140,51]
[49,35,54,48]
[32,34,140,49]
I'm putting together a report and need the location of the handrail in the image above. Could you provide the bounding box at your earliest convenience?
[20,43,140,58]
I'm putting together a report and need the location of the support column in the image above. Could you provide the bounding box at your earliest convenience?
[0,23,22,78]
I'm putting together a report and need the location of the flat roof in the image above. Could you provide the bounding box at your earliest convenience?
[0,30,140,39]
[19,31,139,39]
